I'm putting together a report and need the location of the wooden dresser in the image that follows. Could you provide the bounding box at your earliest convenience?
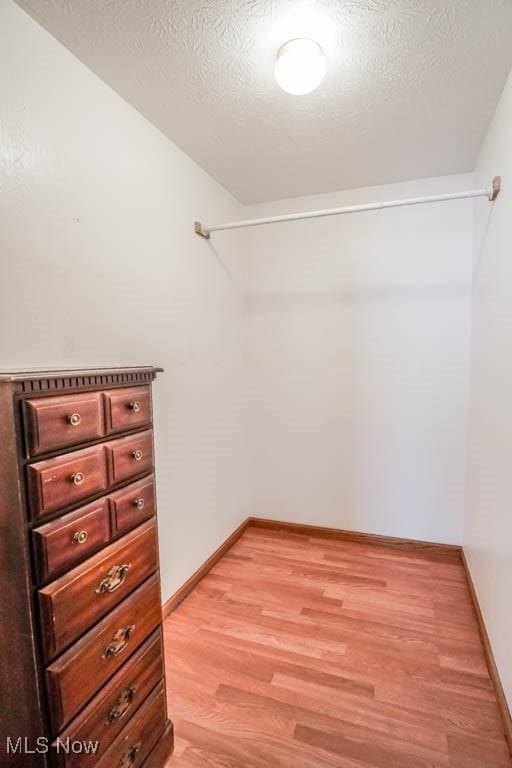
[0,367,173,768]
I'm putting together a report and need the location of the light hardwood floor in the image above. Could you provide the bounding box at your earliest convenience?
[163,526,511,768]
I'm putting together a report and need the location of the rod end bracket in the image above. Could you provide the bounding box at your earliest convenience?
[195,221,210,239]
[489,176,501,201]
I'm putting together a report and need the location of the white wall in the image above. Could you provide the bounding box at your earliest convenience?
[0,1,249,601]
[465,69,512,709]
[244,175,473,544]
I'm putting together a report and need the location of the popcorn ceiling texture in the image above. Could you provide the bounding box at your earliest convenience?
[15,0,512,202]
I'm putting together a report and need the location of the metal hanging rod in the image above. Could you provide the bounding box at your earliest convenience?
[195,176,501,239]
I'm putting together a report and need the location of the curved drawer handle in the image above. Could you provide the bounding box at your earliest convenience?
[71,471,85,486]
[132,450,143,462]
[108,685,137,723]
[72,530,88,545]
[133,497,145,510]
[68,413,82,426]
[119,742,141,768]
[96,563,130,594]
[103,625,135,659]
[128,401,141,413]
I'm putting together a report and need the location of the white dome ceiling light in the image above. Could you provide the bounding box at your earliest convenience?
[274,38,327,96]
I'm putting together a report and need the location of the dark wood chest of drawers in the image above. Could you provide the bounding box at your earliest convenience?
[0,367,173,768]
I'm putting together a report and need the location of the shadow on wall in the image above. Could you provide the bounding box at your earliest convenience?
[206,239,248,305]
[473,193,497,276]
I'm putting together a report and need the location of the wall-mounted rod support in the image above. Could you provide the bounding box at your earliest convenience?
[195,221,210,239]
[195,176,501,239]
[489,175,501,201]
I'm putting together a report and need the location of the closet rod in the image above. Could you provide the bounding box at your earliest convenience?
[195,176,501,239]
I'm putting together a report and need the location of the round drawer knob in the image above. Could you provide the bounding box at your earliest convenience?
[129,401,141,413]
[132,450,143,462]
[133,497,145,510]
[73,530,88,545]
[68,413,82,426]
[71,471,85,486]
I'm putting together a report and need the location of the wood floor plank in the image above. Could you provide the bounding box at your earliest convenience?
[293,723,448,768]
[215,680,450,755]
[164,526,511,768]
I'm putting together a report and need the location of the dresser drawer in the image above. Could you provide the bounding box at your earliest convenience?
[94,681,167,768]
[46,574,162,733]
[105,431,154,486]
[110,476,156,537]
[104,387,152,435]
[52,631,164,768]
[39,519,158,661]
[24,392,104,457]
[33,498,111,583]
[27,445,108,519]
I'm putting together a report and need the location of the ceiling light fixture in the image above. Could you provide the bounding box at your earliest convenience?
[274,38,327,95]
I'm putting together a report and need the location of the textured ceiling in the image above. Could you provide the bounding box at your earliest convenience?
[16,0,512,203]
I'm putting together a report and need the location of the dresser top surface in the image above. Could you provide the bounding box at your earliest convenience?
[0,365,163,383]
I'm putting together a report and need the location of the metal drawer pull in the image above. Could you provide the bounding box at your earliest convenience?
[108,685,137,723]
[132,450,143,462]
[128,401,141,413]
[71,471,85,486]
[133,497,145,510]
[96,563,130,594]
[119,742,141,768]
[103,625,135,659]
[72,530,88,545]
[68,413,82,426]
